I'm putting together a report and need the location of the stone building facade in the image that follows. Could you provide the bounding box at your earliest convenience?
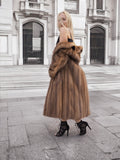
[0,0,120,65]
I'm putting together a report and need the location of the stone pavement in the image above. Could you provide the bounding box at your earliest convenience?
[0,64,120,160]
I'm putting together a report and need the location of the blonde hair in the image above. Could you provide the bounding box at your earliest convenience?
[57,10,74,40]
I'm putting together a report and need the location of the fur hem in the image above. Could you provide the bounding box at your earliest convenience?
[43,113,91,120]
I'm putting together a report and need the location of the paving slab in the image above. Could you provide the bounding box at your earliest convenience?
[0,141,8,160]
[0,102,8,107]
[107,126,120,134]
[8,110,22,118]
[114,114,120,118]
[0,112,8,128]
[0,127,8,142]
[0,107,8,113]
[9,144,65,160]
[8,116,24,126]
[115,133,120,138]
[8,125,29,147]
[94,116,120,127]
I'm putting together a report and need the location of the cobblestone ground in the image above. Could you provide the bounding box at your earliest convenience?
[0,64,120,160]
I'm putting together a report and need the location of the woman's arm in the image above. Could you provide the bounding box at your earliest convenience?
[49,51,69,79]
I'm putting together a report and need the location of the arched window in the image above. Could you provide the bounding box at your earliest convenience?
[97,0,103,10]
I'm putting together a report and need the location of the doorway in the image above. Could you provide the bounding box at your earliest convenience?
[90,26,105,64]
[23,22,44,64]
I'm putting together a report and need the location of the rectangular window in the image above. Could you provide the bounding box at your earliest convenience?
[64,0,79,14]
[0,36,8,54]
[97,0,103,10]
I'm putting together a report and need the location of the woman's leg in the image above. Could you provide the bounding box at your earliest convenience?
[75,119,81,123]
[61,119,67,122]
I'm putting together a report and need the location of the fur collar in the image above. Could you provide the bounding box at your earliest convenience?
[53,42,83,55]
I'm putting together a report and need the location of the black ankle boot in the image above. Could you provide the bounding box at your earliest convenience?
[55,121,69,137]
[76,120,91,135]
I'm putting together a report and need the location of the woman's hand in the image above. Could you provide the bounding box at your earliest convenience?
[60,21,66,28]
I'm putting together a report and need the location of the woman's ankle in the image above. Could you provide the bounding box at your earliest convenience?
[75,120,82,123]
[61,119,67,122]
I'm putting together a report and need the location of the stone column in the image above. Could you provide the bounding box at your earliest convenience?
[80,37,84,65]
[115,0,119,64]
[89,0,93,9]
[93,0,96,15]
[105,26,109,65]
[18,19,23,65]
[86,25,90,65]
[8,34,12,56]
[103,0,105,10]
[118,0,120,64]
[58,0,64,13]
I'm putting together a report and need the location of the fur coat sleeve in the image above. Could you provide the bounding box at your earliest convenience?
[49,42,83,79]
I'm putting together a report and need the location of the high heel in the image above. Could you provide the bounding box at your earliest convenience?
[55,121,70,137]
[67,128,69,136]
[76,120,91,135]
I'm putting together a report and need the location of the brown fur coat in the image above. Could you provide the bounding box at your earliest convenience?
[43,42,90,121]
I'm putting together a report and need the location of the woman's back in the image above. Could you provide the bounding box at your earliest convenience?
[56,27,73,44]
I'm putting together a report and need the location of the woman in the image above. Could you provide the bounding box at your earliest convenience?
[43,11,91,137]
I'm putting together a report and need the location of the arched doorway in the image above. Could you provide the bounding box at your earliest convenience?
[90,26,105,64]
[23,22,44,64]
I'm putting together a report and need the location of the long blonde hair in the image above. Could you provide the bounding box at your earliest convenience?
[57,11,74,40]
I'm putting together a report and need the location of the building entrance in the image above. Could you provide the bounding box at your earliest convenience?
[90,27,105,64]
[23,22,44,64]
